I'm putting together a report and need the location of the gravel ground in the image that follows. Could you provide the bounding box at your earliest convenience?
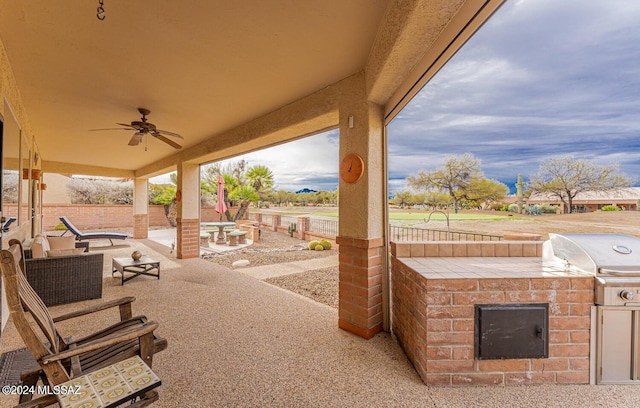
[265,267,338,308]
[202,229,339,307]
[200,211,640,310]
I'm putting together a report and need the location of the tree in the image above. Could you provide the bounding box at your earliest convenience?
[246,165,274,205]
[391,191,415,208]
[150,173,177,226]
[2,171,19,203]
[275,189,292,206]
[528,156,633,213]
[66,177,133,205]
[422,191,452,209]
[465,178,509,209]
[246,165,274,192]
[229,185,259,220]
[407,153,488,211]
[201,161,274,221]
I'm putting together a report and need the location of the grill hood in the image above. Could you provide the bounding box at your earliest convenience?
[543,233,640,275]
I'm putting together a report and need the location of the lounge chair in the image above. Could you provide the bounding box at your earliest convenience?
[0,241,167,406]
[2,216,16,232]
[59,216,128,244]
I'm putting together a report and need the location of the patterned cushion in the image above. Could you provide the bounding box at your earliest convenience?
[57,356,161,408]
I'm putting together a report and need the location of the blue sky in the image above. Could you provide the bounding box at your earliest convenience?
[164,0,640,194]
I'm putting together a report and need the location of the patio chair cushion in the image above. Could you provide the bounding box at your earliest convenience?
[47,235,76,250]
[46,248,85,258]
[31,234,50,259]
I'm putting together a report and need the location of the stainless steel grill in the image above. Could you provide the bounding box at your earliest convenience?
[543,233,640,384]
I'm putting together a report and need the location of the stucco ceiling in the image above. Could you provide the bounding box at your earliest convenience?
[0,0,391,175]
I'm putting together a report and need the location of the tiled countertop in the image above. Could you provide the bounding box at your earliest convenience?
[398,257,593,279]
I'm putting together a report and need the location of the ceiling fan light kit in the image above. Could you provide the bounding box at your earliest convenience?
[90,108,183,149]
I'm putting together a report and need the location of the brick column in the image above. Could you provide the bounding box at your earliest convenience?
[133,214,148,239]
[177,218,199,258]
[271,215,280,232]
[296,216,309,240]
[336,236,384,339]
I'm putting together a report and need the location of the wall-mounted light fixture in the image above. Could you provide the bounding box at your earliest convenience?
[22,169,42,180]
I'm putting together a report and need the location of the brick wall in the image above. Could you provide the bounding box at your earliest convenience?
[391,241,594,386]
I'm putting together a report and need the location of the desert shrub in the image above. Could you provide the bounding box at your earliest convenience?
[507,204,519,213]
[525,205,541,215]
[66,177,133,204]
[539,204,559,214]
[319,239,332,250]
[308,240,320,250]
[314,244,324,251]
[602,205,621,211]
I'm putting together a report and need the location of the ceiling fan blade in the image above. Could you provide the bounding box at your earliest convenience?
[155,129,184,139]
[128,132,144,146]
[151,133,182,149]
[116,122,134,127]
[89,127,135,131]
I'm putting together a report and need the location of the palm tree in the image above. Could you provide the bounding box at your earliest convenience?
[221,174,239,221]
[229,185,259,220]
[201,161,275,220]
[246,165,274,207]
[246,165,274,192]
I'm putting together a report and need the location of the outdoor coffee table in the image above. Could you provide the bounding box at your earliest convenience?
[112,256,160,285]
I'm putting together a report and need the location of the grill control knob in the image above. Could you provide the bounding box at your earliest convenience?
[619,290,635,301]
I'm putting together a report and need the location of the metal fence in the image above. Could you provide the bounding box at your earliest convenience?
[308,218,339,236]
[250,212,503,242]
[389,225,503,242]
[280,216,297,227]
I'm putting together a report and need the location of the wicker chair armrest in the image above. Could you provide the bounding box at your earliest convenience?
[53,296,136,322]
[25,252,103,270]
[24,253,104,306]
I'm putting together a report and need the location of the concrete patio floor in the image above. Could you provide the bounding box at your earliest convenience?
[2,237,640,407]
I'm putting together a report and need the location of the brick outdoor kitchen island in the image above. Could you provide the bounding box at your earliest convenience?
[390,241,594,386]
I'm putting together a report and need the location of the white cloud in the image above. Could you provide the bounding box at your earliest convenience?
[150,130,340,191]
[158,1,640,195]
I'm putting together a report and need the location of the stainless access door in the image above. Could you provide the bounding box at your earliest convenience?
[597,306,640,384]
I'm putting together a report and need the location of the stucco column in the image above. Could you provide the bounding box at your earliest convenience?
[132,178,149,239]
[337,74,386,339]
[176,162,200,258]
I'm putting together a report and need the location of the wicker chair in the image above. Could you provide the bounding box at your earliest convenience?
[9,238,103,306]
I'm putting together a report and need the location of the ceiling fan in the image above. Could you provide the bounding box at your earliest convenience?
[90,108,183,149]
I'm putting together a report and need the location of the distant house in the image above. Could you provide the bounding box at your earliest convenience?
[512,187,640,213]
[295,188,318,194]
